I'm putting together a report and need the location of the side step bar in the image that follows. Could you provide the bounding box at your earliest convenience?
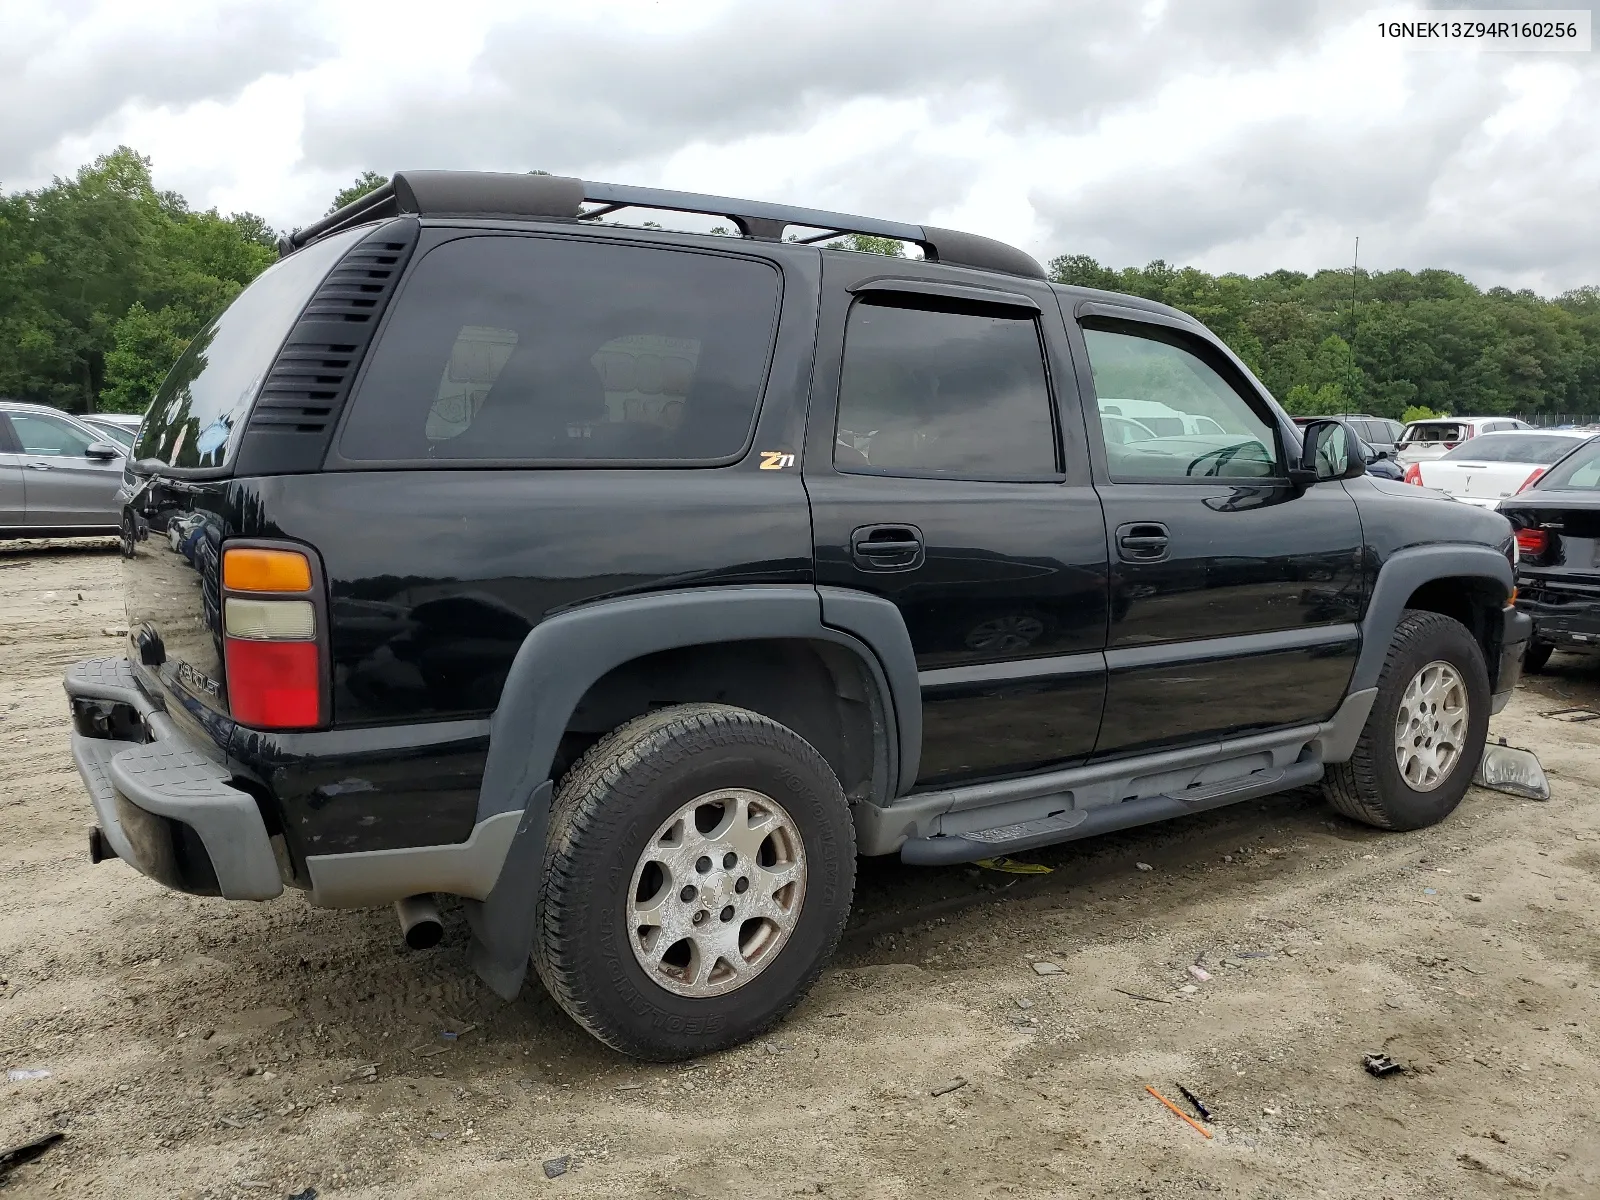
[899,760,1324,866]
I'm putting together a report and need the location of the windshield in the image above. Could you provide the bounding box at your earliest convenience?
[1401,423,1465,443]
[132,226,367,471]
[1531,439,1600,490]
[1441,434,1590,464]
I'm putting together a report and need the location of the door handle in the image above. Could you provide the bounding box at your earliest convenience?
[1115,521,1170,562]
[27,461,52,470]
[850,524,924,571]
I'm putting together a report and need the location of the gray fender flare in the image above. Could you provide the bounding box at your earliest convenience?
[466,584,919,998]
[1353,544,1513,692]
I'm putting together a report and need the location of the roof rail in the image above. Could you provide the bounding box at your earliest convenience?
[281,171,1044,280]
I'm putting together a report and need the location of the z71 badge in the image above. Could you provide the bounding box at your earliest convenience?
[759,450,796,470]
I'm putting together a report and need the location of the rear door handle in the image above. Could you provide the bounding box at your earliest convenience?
[28,462,51,471]
[1115,521,1170,562]
[851,524,924,571]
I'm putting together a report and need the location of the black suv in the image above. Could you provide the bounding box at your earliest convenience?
[66,172,1530,1060]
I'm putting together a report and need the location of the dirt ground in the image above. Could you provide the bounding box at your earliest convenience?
[2,541,1598,1200]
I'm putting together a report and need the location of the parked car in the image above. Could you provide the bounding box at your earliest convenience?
[81,413,143,450]
[1360,439,1404,480]
[1499,436,1600,671]
[1294,414,1405,460]
[1,400,128,537]
[1396,417,1531,466]
[1098,397,1227,437]
[1403,430,1596,507]
[64,170,1528,1061]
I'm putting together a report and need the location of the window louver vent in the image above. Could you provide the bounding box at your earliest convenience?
[239,221,418,468]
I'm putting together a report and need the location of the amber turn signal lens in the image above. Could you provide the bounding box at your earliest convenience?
[223,547,312,593]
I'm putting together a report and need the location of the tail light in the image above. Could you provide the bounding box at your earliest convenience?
[221,545,324,729]
[1403,463,1423,485]
[1515,467,1545,494]
[1515,528,1548,558]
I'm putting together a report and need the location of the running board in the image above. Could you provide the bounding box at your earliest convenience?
[898,760,1324,866]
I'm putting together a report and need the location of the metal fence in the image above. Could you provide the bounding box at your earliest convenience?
[1510,414,1600,428]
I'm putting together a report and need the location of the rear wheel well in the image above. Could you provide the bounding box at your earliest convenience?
[553,639,887,804]
[1401,576,1506,680]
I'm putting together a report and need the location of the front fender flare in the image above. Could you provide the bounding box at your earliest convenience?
[1355,544,1513,692]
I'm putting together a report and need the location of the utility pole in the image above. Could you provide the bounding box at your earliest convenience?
[1346,237,1359,412]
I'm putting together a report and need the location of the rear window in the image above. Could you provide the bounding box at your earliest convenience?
[1400,422,1465,444]
[133,226,367,470]
[1440,434,1588,464]
[1536,440,1600,490]
[337,236,780,464]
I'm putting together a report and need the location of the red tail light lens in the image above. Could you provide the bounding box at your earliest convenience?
[1515,528,1548,557]
[1515,467,1545,494]
[1403,463,1423,485]
[224,640,321,728]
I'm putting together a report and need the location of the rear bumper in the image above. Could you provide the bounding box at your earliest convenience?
[1493,605,1533,715]
[1516,579,1600,651]
[63,658,282,900]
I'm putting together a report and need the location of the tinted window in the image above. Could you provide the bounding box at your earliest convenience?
[1538,440,1600,489]
[11,412,102,456]
[339,237,779,463]
[1443,433,1591,464]
[1400,423,1464,443]
[1082,326,1279,480]
[134,225,367,470]
[832,298,1057,477]
[86,421,137,449]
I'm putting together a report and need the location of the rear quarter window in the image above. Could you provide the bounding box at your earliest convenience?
[337,235,781,464]
[133,225,368,470]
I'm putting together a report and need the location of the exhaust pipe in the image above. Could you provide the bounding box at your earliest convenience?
[395,894,443,950]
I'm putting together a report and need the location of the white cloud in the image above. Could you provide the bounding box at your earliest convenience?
[4,0,1595,293]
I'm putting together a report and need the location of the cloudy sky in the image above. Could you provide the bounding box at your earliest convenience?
[4,0,1596,293]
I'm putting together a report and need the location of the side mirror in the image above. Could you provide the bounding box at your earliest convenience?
[84,441,123,460]
[1295,419,1366,487]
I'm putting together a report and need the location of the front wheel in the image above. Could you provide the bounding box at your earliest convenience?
[1324,610,1490,831]
[533,704,856,1060]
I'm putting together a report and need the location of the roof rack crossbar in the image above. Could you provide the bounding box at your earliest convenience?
[284,171,1045,280]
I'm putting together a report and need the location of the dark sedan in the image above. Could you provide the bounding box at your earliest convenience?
[1498,436,1600,669]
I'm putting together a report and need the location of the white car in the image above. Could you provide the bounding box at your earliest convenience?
[1395,416,1530,466]
[1405,429,1596,507]
[1098,398,1227,438]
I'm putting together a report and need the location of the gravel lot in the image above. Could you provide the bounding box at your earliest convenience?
[3,541,1598,1199]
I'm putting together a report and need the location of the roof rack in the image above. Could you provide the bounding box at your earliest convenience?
[281,171,1044,280]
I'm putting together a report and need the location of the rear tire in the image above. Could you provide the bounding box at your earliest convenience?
[1324,610,1489,831]
[533,703,855,1060]
[1522,639,1553,674]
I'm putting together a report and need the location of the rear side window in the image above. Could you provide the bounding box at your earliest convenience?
[134,225,368,470]
[833,298,1058,477]
[338,236,780,464]
[1441,434,1588,464]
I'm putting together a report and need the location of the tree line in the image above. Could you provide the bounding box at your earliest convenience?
[3,147,1597,421]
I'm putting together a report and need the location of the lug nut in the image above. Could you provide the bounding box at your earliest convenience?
[723,852,737,868]
[696,856,712,874]
[720,905,735,923]
[680,886,697,903]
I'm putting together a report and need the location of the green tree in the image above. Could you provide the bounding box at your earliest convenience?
[0,146,279,413]
[327,170,388,214]
[823,233,904,257]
